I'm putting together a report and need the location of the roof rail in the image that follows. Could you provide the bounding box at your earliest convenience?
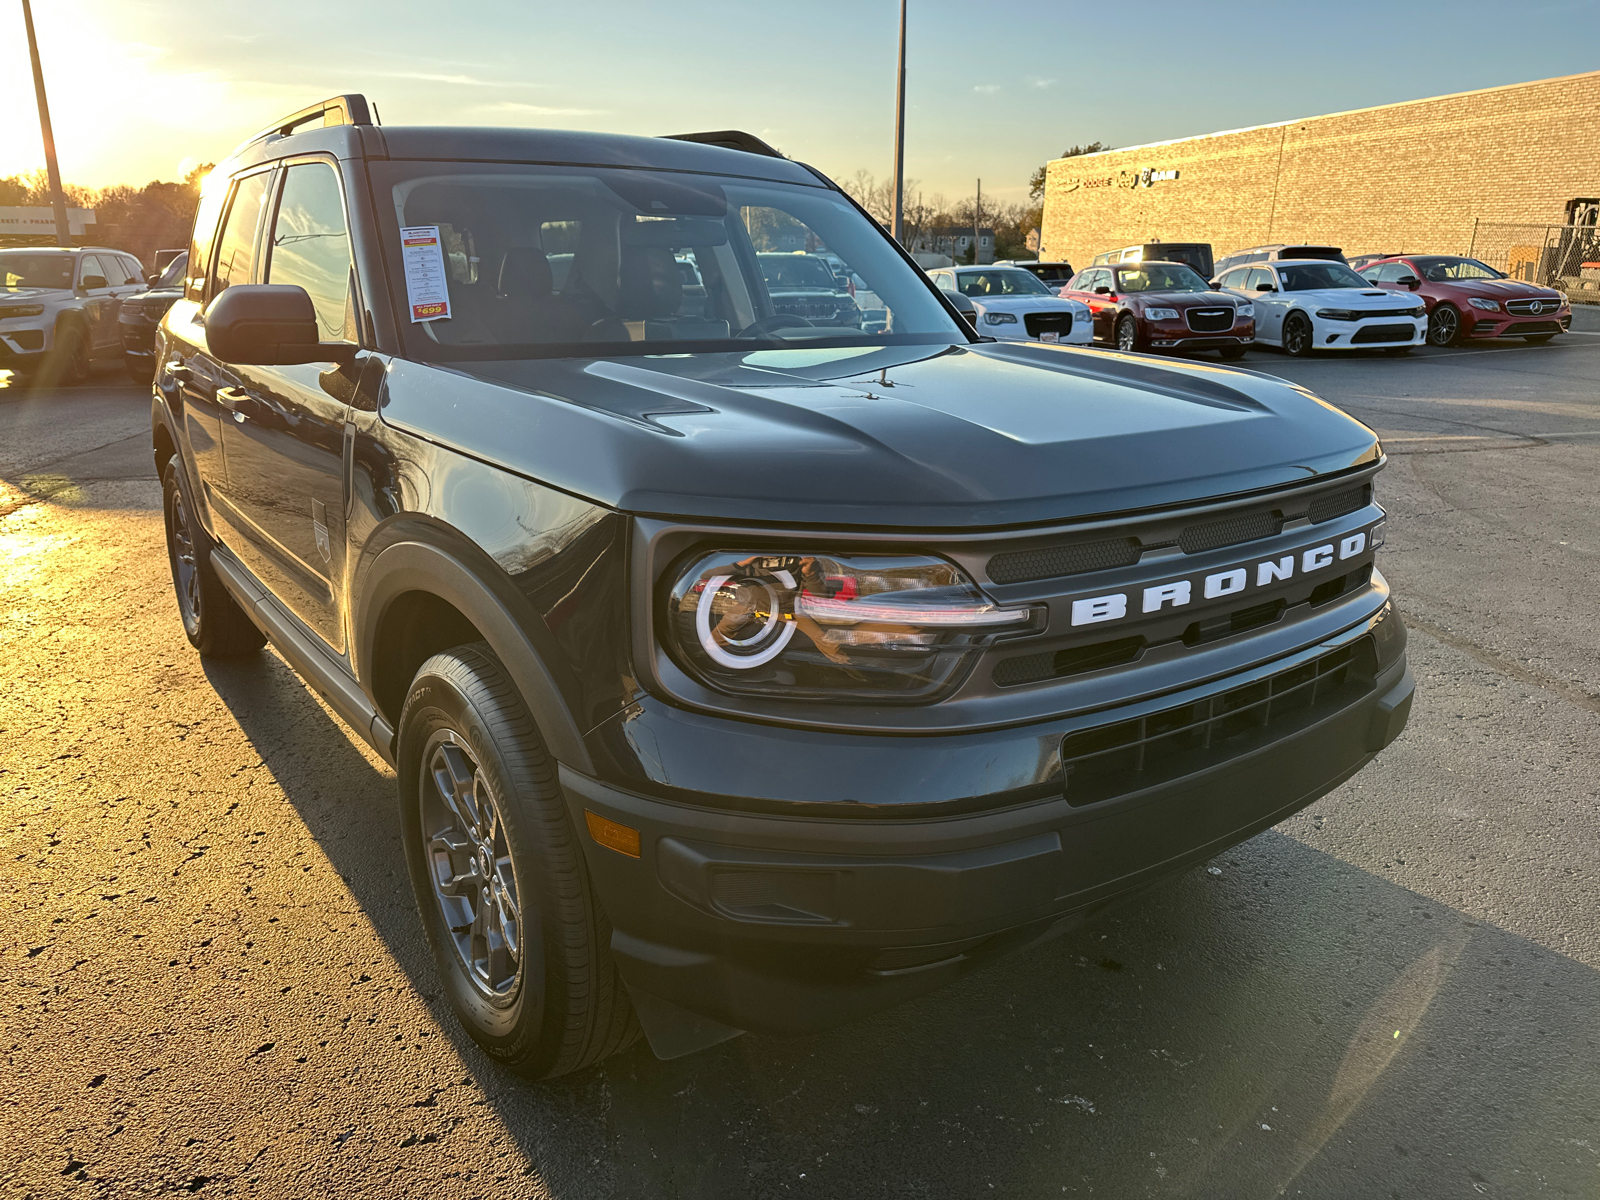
[233,94,374,156]
[661,130,785,159]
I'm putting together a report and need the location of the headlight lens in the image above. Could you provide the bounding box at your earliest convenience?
[0,304,46,319]
[665,551,1031,701]
[1144,306,1180,321]
[983,311,1018,324]
[1236,303,1254,317]
[1315,308,1361,321]
[1468,297,1500,311]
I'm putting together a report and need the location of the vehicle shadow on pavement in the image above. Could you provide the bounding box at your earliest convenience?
[201,650,1600,1200]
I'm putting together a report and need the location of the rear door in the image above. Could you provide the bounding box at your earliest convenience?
[215,157,361,652]
[1247,267,1286,341]
[75,255,120,353]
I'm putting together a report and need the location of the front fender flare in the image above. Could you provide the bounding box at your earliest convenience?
[354,538,594,774]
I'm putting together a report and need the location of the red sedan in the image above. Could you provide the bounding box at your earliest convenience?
[1058,261,1254,358]
[1357,255,1572,346]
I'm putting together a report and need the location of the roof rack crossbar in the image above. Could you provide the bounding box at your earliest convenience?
[661,130,785,159]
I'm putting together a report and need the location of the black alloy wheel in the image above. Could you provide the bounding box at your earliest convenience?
[1524,334,1556,344]
[397,644,639,1079]
[160,454,266,657]
[1115,313,1139,352]
[1427,303,1462,347]
[1281,312,1313,357]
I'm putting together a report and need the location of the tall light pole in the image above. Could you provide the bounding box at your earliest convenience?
[974,178,981,264]
[22,0,71,246]
[890,0,907,244]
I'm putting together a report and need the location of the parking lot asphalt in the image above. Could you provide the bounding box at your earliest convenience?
[1,330,1597,1199]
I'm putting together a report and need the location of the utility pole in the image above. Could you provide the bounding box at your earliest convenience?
[22,0,71,246]
[890,0,907,244]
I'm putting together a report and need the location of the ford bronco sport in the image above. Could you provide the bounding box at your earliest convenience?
[152,95,1413,1079]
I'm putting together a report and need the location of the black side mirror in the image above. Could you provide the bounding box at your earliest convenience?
[1208,280,1222,289]
[204,284,357,366]
[1255,283,1276,292]
[80,275,107,290]
[1094,285,1111,295]
[145,269,159,284]
[1399,276,1421,288]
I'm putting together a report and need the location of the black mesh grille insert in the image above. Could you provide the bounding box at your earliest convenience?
[1350,323,1416,344]
[1060,638,1375,807]
[1306,485,1369,524]
[1178,510,1282,554]
[1024,311,1073,338]
[1185,307,1233,333]
[993,636,1145,687]
[987,537,1140,585]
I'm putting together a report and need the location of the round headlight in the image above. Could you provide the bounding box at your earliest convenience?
[693,566,798,668]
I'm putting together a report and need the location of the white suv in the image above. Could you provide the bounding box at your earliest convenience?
[0,246,150,384]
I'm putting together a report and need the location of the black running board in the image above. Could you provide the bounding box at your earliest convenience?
[210,548,397,767]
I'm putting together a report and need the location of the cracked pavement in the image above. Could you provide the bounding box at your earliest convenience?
[2,321,1598,1198]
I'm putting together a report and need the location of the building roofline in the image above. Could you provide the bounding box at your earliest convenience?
[1050,68,1600,165]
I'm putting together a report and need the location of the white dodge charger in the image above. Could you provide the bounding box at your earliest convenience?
[928,266,1093,346]
[1215,259,1427,355]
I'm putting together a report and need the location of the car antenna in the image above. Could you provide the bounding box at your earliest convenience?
[877,367,895,388]
[372,102,383,125]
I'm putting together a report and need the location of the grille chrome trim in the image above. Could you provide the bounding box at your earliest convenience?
[1185,307,1233,333]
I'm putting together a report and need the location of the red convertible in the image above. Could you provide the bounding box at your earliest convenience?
[1357,255,1571,346]
[1058,261,1254,357]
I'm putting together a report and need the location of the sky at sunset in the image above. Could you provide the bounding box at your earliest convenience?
[3,0,1597,209]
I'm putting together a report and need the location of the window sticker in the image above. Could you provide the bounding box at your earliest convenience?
[400,225,451,322]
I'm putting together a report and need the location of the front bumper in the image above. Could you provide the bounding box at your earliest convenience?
[565,615,1413,1038]
[1147,333,1252,351]
[0,324,49,366]
[1314,315,1427,349]
[986,321,1094,345]
[1464,311,1571,339]
[120,318,158,360]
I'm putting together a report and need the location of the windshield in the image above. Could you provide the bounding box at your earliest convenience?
[156,253,189,289]
[1411,256,1505,282]
[759,254,839,290]
[1116,264,1209,293]
[373,162,963,360]
[0,251,74,290]
[955,268,1052,297]
[1278,263,1371,291]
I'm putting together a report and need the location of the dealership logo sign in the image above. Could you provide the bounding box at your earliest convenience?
[1062,167,1182,194]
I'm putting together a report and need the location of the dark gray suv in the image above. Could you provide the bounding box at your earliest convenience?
[152,95,1413,1078]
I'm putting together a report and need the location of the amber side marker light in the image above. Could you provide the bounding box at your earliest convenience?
[584,810,641,858]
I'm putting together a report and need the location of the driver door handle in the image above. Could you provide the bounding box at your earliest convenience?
[165,360,190,382]
[217,386,251,422]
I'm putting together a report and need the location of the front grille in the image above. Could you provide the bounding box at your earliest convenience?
[1505,298,1556,315]
[121,329,154,352]
[775,299,843,321]
[1350,323,1416,344]
[1358,307,1425,319]
[1179,510,1282,554]
[987,537,1140,585]
[1503,320,1561,335]
[1059,637,1376,807]
[1306,484,1369,524]
[1024,312,1073,338]
[1185,307,1233,333]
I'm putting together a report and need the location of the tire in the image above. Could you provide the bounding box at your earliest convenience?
[1524,334,1556,344]
[398,644,640,1080]
[1427,303,1461,347]
[1115,313,1139,352]
[44,324,91,386]
[1282,312,1313,357]
[160,454,266,658]
[1217,346,1248,360]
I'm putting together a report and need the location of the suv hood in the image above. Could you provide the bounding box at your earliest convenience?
[382,342,1379,528]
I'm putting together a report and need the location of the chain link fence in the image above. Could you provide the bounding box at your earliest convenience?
[1467,221,1600,303]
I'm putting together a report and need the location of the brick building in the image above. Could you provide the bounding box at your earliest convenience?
[1038,70,1600,276]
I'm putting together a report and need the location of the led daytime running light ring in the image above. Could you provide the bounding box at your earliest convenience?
[695,570,797,669]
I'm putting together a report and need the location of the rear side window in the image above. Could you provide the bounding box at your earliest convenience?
[209,171,272,299]
[265,162,357,343]
[1245,268,1275,291]
[100,255,133,286]
[78,255,108,288]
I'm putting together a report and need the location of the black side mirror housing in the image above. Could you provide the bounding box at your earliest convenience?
[1400,276,1421,288]
[81,275,107,291]
[1094,285,1111,295]
[204,285,357,365]
[1208,280,1222,289]
[1256,283,1276,292]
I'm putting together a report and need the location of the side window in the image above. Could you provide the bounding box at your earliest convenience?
[98,255,129,286]
[123,255,146,285]
[1217,269,1245,291]
[78,255,108,289]
[933,272,954,292]
[266,162,356,343]
[1247,252,1268,265]
[186,180,229,303]
[1245,267,1274,291]
[209,171,272,299]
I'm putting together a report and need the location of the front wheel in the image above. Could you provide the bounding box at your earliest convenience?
[1524,333,1556,344]
[1282,312,1313,357]
[398,644,639,1079]
[1427,303,1461,347]
[1115,313,1139,352]
[45,325,91,386]
[161,454,266,658]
